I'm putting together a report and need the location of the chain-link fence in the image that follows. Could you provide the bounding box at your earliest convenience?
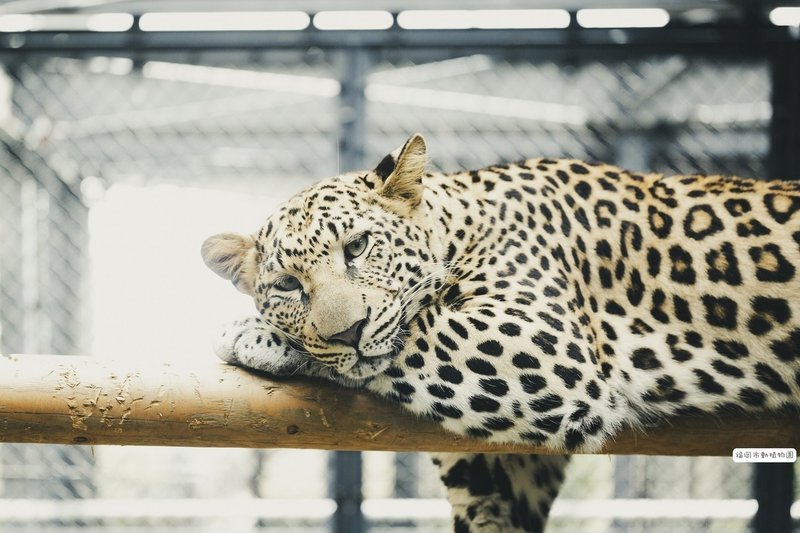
[0,21,796,533]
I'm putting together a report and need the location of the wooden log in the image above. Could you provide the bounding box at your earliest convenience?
[0,354,797,456]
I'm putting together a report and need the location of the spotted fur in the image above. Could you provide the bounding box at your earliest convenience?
[203,134,800,532]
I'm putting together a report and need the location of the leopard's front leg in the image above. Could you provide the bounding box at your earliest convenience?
[359,300,598,533]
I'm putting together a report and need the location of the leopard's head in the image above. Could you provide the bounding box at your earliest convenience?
[202,134,442,378]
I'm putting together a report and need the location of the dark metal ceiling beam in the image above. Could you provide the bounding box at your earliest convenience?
[0,23,795,56]
[68,0,793,14]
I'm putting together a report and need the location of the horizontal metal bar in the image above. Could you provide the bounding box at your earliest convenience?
[0,25,796,55]
[3,497,797,522]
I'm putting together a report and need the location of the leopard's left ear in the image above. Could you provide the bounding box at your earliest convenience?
[373,133,427,207]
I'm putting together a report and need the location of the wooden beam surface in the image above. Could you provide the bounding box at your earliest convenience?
[0,354,797,456]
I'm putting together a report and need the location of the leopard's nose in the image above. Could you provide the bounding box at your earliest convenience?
[324,318,367,348]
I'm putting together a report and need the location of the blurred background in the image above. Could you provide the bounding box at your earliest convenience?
[0,0,798,531]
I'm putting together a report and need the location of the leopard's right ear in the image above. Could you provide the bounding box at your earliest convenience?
[201,232,258,296]
[372,133,427,208]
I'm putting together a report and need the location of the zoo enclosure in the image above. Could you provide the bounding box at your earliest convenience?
[0,2,798,532]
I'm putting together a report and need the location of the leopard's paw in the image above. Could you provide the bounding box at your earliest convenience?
[214,316,310,376]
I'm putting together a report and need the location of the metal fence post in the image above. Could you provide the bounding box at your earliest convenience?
[329,47,371,533]
[768,40,800,182]
[756,36,800,533]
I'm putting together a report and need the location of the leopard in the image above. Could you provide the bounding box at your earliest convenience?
[202,133,800,532]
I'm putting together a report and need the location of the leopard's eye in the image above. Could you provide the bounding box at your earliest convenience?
[345,234,369,260]
[274,275,301,292]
